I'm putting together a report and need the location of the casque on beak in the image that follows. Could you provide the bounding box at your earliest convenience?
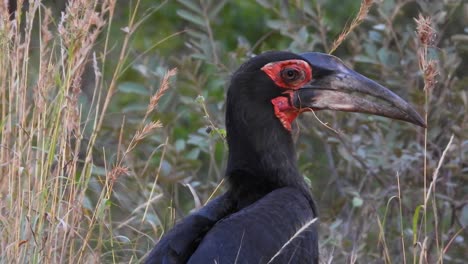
[292,52,426,127]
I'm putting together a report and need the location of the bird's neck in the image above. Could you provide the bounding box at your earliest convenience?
[225,108,309,207]
[227,130,299,177]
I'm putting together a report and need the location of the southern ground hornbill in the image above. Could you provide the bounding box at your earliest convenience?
[146,51,425,264]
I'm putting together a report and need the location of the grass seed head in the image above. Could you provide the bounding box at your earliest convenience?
[416,14,435,46]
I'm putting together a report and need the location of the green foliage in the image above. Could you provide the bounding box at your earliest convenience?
[132,0,466,262]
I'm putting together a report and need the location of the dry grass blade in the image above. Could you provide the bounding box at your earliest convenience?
[267,217,318,264]
[135,121,163,143]
[108,166,130,182]
[424,134,454,206]
[147,68,178,116]
[329,0,374,54]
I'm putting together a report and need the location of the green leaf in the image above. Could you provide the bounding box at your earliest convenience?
[215,128,226,139]
[187,134,207,148]
[96,198,111,220]
[178,0,202,14]
[175,139,186,152]
[369,30,383,43]
[298,26,309,43]
[186,148,200,160]
[352,196,363,207]
[177,9,205,28]
[117,82,149,95]
[122,104,148,113]
[209,0,228,18]
[186,29,205,40]
[460,204,468,227]
[412,205,424,245]
[377,48,389,65]
[266,20,283,30]
[256,0,272,8]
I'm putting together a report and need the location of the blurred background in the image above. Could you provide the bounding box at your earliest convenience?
[1,0,467,263]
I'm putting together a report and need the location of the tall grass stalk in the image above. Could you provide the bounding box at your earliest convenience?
[407,14,460,264]
[328,4,457,263]
[328,0,374,54]
[0,1,174,263]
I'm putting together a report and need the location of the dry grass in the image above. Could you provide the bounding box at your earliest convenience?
[329,0,374,54]
[0,0,175,262]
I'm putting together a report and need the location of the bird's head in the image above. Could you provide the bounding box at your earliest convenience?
[225,51,425,187]
[227,51,425,133]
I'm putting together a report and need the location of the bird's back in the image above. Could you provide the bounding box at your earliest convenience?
[145,193,234,264]
[188,187,318,264]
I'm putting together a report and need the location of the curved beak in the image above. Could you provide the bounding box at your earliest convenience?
[293,52,426,127]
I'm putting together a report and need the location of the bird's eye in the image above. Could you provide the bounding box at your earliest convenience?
[280,68,303,83]
[261,60,311,89]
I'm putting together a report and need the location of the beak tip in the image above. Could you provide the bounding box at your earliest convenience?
[407,109,426,128]
[414,120,427,128]
[418,120,427,128]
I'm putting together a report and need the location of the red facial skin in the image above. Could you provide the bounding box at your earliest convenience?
[261,60,313,131]
[271,95,299,131]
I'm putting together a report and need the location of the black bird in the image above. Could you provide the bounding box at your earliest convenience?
[146,51,425,264]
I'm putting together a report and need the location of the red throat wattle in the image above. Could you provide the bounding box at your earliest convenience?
[271,96,299,131]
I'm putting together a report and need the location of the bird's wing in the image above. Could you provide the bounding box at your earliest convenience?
[145,192,233,264]
[187,187,318,264]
